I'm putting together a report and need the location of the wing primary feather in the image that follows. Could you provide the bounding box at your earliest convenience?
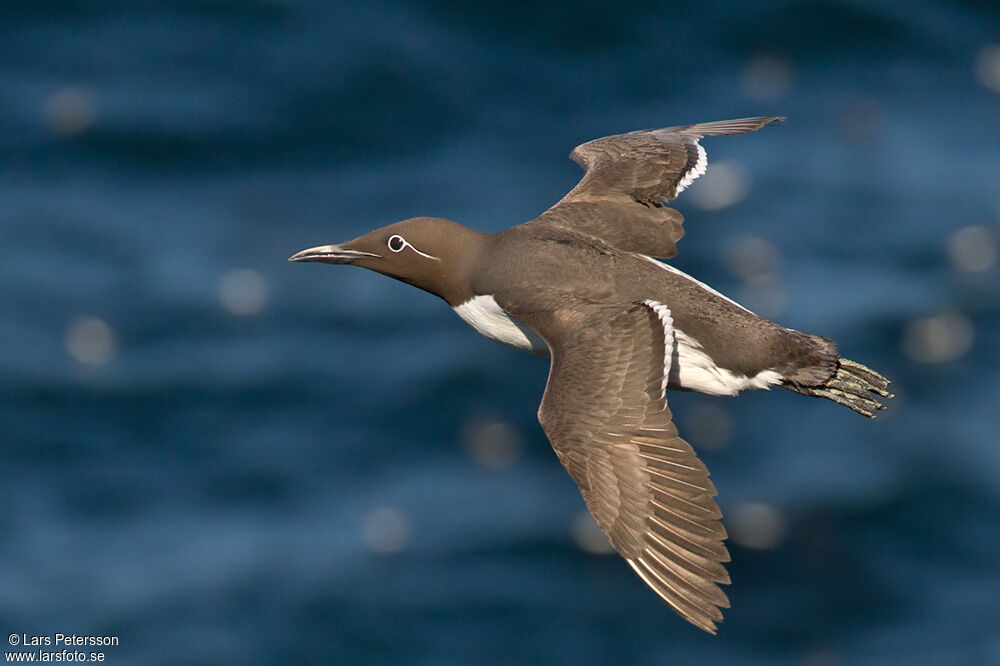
[641,549,731,607]
[646,514,727,561]
[675,116,785,136]
[649,498,728,539]
[636,555,726,618]
[644,530,732,585]
[629,559,721,634]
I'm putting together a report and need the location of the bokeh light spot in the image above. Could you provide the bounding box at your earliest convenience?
[44,86,97,136]
[947,225,997,273]
[460,416,523,469]
[362,507,410,554]
[902,312,974,364]
[743,56,793,102]
[218,269,268,316]
[800,649,842,666]
[65,316,117,366]
[571,511,615,555]
[689,160,750,211]
[724,235,781,284]
[729,502,787,550]
[975,45,1000,93]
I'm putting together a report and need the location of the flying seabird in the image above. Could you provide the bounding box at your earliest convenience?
[290,116,892,633]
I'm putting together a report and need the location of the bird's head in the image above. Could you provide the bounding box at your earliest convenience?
[289,216,484,305]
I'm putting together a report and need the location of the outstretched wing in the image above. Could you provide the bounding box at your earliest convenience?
[526,117,783,258]
[530,299,730,633]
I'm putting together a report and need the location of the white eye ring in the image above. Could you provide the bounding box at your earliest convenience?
[384,234,441,261]
[387,234,406,252]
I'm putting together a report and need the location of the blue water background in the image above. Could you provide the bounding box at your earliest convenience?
[2,1,1000,663]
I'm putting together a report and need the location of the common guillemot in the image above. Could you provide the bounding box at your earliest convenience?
[290,116,892,633]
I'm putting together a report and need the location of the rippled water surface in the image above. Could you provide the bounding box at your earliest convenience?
[2,2,1000,664]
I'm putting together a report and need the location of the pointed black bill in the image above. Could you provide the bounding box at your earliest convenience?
[288,244,380,264]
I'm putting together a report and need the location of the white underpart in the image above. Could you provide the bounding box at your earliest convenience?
[453,295,548,355]
[640,255,754,315]
[642,300,674,397]
[641,261,781,395]
[672,329,782,395]
[674,141,707,194]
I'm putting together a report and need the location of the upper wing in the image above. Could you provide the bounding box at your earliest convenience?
[529,299,730,633]
[526,116,783,258]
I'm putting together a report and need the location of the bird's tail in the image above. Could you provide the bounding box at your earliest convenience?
[783,358,892,418]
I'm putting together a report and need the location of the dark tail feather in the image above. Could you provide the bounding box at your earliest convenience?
[783,358,893,418]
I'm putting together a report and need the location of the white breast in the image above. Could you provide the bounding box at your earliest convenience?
[453,295,549,356]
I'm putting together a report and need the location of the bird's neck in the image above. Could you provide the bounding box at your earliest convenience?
[434,225,493,307]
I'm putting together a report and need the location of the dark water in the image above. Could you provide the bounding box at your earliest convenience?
[2,1,1000,664]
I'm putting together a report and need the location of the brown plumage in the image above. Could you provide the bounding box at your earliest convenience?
[528,117,782,257]
[523,302,731,632]
[290,116,892,633]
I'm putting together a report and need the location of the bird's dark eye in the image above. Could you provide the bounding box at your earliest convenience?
[388,235,406,252]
